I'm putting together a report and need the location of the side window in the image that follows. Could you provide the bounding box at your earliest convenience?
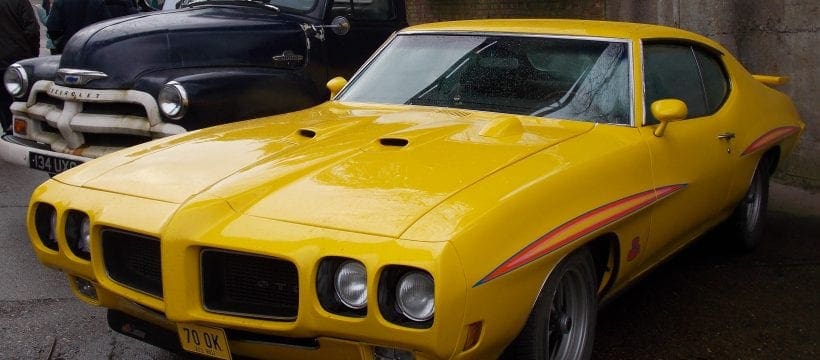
[643,44,707,124]
[694,48,729,113]
[332,0,395,21]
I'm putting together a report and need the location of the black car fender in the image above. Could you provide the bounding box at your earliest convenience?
[135,67,327,130]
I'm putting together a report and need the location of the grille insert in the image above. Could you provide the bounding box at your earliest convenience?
[201,250,299,320]
[102,229,162,298]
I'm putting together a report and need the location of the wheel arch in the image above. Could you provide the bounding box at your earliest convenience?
[585,233,620,298]
[762,146,781,176]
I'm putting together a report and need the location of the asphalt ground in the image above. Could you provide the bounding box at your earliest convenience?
[1,159,818,359]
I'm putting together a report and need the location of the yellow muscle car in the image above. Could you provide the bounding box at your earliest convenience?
[26,20,804,360]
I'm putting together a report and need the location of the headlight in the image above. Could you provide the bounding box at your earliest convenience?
[334,261,367,309]
[3,64,28,98]
[396,271,434,322]
[158,81,188,120]
[65,211,91,260]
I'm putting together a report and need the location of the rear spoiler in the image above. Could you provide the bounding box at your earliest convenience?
[753,74,789,87]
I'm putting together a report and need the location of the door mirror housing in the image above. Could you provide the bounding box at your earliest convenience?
[650,99,688,137]
[327,77,347,99]
[329,16,351,36]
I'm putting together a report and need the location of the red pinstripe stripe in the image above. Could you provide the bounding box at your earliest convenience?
[474,184,685,287]
[741,126,800,156]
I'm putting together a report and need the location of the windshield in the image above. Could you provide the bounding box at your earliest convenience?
[179,0,318,11]
[339,34,632,125]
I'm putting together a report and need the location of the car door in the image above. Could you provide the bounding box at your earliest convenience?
[639,41,737,262]
[323,0,407,78]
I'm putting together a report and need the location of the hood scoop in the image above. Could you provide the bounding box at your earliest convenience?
[479,115,525,138]
[298,129,317,138]
[379,138,410,147]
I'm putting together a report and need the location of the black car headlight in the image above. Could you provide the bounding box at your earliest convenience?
[3,64,28,98]
[65,211,91,260]
[396,271,435,322]
[158,81,188,120]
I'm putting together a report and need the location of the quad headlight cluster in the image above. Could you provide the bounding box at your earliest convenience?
[317,258,435,328]
[33,203,91,260]
[3,64,29,99]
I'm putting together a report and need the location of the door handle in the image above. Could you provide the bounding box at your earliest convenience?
[717,132,735,140]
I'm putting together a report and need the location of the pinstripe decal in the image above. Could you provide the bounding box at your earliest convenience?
[741,126,800,156]
[474,184,686,287]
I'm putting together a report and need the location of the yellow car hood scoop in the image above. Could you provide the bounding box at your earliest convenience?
[73,106,592,237]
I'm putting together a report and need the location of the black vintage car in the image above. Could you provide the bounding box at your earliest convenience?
[2,0,406,174]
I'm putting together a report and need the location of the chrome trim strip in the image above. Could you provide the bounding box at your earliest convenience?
[57,68,108,86]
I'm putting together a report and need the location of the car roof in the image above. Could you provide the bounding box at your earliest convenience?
[403,19,724,50]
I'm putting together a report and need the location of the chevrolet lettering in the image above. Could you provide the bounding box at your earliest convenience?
[47,86,104,100]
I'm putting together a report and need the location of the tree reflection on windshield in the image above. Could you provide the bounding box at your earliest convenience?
[340,34,631,124]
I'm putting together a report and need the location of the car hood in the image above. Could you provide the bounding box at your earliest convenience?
[58,5,306,88]
[57,103,594,237]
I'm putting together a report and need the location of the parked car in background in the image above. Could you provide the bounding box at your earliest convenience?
[2,0,406,174]
[25,19,803,360]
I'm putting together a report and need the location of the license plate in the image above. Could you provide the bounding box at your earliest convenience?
[28,152,83,174]
[177,323,232,359]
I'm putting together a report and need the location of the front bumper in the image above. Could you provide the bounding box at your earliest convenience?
[28,180,481,360]
[0,133,88,173]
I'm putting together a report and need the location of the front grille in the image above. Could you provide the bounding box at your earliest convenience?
[83,133,152,147]
[102,229,162,298]
[201,250,299,320]
[83,102,148,117]
[39,121,59,134]
[35,93,64,109]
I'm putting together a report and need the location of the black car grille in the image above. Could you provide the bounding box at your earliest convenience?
[201,250,299,320]
[102,229,163,298]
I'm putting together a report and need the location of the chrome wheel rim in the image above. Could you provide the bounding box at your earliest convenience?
[743,173,763,234]
[546,268,594,359]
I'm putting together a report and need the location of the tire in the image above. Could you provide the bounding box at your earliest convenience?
[502,249,598,360]
[727,157,771,252]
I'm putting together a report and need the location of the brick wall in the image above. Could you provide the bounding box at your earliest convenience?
[405,0,605,25]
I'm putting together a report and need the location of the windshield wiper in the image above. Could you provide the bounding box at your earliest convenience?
[180,0,279,12]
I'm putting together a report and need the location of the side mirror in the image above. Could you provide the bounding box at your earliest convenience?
[650,99,688,137]
[326,77,347,99]
[329,16,351,36]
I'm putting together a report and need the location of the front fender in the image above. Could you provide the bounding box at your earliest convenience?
[13,56,61,100]
[135,68,327,130]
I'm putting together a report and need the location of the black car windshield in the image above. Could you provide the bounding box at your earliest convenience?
[179,0,317,11]
[339,34,632,125]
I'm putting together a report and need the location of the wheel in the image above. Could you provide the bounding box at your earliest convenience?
[502,249,598,360]
[727,157,771,252]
